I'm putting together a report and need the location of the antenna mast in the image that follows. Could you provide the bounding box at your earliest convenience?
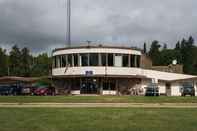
[66,0,71,47]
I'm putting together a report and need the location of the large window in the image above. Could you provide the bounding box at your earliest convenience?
[56,56,61,68]
[123,55,129,67]
[53,53,141,68]
[53,56,56,68]
[136,55,141,67]
[101,54,107,66]
[73,54,78,67]
[108,54,114,66]
[103,80,116,90]
[61,55,67,67]
[89,53,99,66]
[67,54,73,67]
[115,54,122,67]
[81,54,89,66]
[130,55,135,67]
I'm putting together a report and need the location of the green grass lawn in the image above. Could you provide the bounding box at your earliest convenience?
[0,96,197,103]
[0,108,196,131]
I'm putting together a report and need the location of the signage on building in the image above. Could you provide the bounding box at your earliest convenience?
[85,71,93,76]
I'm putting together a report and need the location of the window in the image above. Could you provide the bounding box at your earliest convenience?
[52,56,56,68]
[89,53,99,66]
[136,55,141,67]
[115,54,122,67]
[61,55,67,67]
[101,54,107,66]
[123,55,129,67]
[103,80,116,90]
[67,54,73,67]
[73,54,78,67]
[108,54,114,66]
[56,56,61,68]
[81,54,89,66]
[130,55,135,67]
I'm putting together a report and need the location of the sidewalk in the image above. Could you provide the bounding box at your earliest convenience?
[1,103,197,108]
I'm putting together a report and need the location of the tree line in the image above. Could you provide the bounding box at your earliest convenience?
[0,36,197,77]
[0,45,51,77]
[145,36,197,75]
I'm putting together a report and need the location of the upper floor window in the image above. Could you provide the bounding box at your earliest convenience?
[73,54,79,67]
[89,53,99,66]
[67,54,73,67]
[114,54,122,67]
[61,55,67,67]
[80,54,89,66]
[53,53,141,68]
[108,54,114,66]
[123,55,129,67]
[101,53,107,66]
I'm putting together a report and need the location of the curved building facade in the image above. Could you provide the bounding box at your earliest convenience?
[52,46,144,95]
[52,46,197,96]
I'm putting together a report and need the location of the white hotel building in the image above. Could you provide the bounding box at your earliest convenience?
[52,45,197,96]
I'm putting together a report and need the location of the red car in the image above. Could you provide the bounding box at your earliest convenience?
[34,87,49,96]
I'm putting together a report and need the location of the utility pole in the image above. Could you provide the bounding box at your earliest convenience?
[66,0,71,47]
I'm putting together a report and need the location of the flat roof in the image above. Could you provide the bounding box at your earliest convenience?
[53,45,142,53]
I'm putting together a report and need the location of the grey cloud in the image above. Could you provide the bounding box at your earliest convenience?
[0,0,197,53]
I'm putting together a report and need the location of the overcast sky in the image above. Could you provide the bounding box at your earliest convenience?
[0,0,197,53]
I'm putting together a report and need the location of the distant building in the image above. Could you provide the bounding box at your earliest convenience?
[52,46,197,96]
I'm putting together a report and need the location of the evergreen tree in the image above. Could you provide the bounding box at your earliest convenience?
[175,41,181,50]
[143,43,147,54]
[21,47,32,76]
[9,45,22,76]
[0,47,8,76]
[148,40,161,66]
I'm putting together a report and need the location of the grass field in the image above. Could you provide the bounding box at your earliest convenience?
[0,108,196,131]
[0,96,197,103]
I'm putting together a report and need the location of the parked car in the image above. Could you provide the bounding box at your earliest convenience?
[0,85,22,96]
[181,86,195,96]
[145,84,159,96]
[34,87,50,96]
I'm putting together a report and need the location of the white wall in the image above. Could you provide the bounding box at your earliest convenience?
[194,80,197,96]
[71,90,80,95]
[171,82,182,96]
[52,67,144,77]
[53,48,142,56]
[158,82,166,95]
[102,90,117,95]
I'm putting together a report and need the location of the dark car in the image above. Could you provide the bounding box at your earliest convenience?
[181,86,195,96]
[0,85,21,96]
[145,85,159,96]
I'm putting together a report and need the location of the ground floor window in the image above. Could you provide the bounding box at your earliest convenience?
[103,79,116,90]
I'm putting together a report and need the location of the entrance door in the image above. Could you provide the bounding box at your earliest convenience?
[80,78,98,94]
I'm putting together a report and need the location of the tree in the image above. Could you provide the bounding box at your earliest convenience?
[163,43,167,50]
[31,53,52,77]
[143,43,147,54]
[20,47,32,76]
[0,47,8,76]
[9,45,22,76]
[148,40,161,65]
[180,36,196,74]
[175,41,181,50]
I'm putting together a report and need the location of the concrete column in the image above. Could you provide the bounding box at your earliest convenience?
[194,80,197,96]
[98,53,102,66]
[134,55,137,67]
[100,78,103,95]
[116,79,119,96]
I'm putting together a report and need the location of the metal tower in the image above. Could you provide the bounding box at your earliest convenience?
[66,0,71,47]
